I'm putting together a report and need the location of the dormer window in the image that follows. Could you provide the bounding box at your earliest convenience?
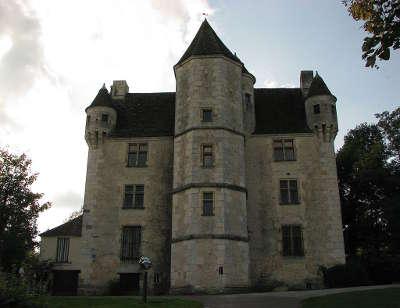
[101,114,109,122]
[202,109,213,122]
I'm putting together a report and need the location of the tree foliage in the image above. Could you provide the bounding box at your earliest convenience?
[343,0,400,68]
[0,148,50,272]
[337,107,400,271]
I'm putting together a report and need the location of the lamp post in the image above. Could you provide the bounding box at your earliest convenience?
[139,256,152,303]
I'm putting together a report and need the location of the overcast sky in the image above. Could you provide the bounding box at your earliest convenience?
[0,0,399,234]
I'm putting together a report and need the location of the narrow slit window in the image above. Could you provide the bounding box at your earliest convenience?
[202,145,214,168]
[202,192,214,216]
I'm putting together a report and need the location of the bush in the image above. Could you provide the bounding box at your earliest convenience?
[320,261,370,288]
[0,271,44,307]
[367,257,400,284]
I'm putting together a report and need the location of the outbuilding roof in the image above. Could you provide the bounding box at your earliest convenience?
[40,215,83,237]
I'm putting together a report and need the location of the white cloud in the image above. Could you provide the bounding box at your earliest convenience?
[0,0,212,232]
[263,79,297,88]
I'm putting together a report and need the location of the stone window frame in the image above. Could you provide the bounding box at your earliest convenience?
[127,143,148,168]
[201,108,213,122]
[281,224,304,257]
[279,178,300,205]
[122,184,145,209]
[56,237,70,263]
[273,139,296,162]
[201,191,215,216]
[201,144,214,168]
[120,225,142,262]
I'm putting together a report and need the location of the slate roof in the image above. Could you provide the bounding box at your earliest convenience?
[308,73,335,100]
[176,19,252,78]
[86,84,113,111]
[110,92,175,137]
[254,88,312,134]
[40,215,82,237]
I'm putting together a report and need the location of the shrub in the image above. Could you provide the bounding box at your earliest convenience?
[320,261,370,288]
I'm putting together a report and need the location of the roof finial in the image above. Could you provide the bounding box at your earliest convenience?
[202,12,208,20]
[101,83,106,89]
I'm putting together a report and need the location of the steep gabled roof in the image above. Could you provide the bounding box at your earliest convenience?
[254,88,311,134]
[307,73,335,99]
[85,84,113,111]
[40,215,83,237]
[177,19,241,66]
[111,92,175,137]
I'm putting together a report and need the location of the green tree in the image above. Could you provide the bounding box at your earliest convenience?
[343,0,400,68]
[337,107,400,277]
[0,148,50,272]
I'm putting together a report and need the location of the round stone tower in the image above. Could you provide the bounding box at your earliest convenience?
[304,73,338,143]
[171,20,253,293]
[85,84,117,149]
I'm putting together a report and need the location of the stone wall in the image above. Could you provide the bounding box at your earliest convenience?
[246,133,345,289]
[79,136,173,294]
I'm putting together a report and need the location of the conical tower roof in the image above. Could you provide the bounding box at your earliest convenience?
[86,84,113,111]
[307,73,335,99]
[176,19,242,66]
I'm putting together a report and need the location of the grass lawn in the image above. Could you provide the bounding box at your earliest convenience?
[302,288,400,308]
[35,296,203,308]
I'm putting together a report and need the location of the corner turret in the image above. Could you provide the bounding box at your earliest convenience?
[85,84,117,148]
[304,73,338,142]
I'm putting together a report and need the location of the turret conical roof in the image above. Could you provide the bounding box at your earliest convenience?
[86,84,113,111]
[176,19,242,66]
[307,73,335,99]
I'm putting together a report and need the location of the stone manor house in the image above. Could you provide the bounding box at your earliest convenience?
[40,20,345,295]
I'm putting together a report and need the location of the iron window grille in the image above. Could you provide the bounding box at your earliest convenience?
[273,139,295,161]
[280,179,300,204]
[121,226,142,262]
[123,185,144,209]
[56,237,70,263]
[282,225,304,256]
[202,192,214,216]
[127,143,148,167]
[202,109,213,122]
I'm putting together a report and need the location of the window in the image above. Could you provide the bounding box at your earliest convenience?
[282,225,304,256]
[202,145,214,168]
[56,237,69,263]
[313,104,320,114]
[121,226,142,261]
[202,192,214,216]
[86,115,91,126]
[101,113,109,122]
[244,93,251,110]
[218,266,223,275]
[280,179,299,204]
[127,143,148,167]
[202,109,213,122]
[273,139,295,161]
[123,185,144,209]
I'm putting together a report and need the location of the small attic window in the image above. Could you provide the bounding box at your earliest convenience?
[313,104,320,114]
[101,113,109,122]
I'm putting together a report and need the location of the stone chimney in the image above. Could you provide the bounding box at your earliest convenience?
[300,71,313,97]
[111,80,129,99]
